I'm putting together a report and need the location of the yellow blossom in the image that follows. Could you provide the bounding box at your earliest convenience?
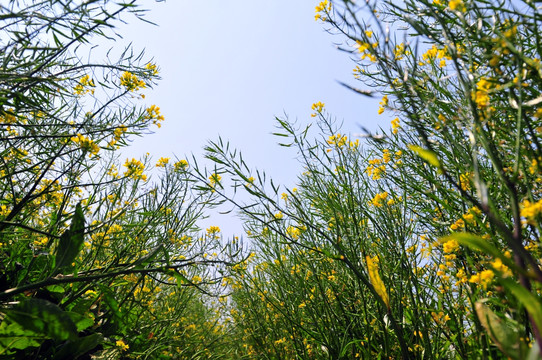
[311,101,325,117]
[469,269,495,289]
[174,159,189,171]
[490,258,512,277]
[207,226,221,235]
[209,173,222,187]
[459,172,471,191]
[156,157,170,167]
[71,133,100,156]
[120,71,146,92]
[449,0,466,12]
[391,118,401,134]
[143,105,165,128]
[521,199,542,224]
[443,239,459,253]
[473,78,492,108]
[116,339,129,351]
[123,158,147,181]
[370,191,388,207]
[314,0,331,21]
[145,62,159,75]
[286,226,301,240]
[327,133,347,147]
[74,74,95,95]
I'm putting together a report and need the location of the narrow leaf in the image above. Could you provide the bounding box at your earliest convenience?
[54,203,85,272]
[408,145,441,168]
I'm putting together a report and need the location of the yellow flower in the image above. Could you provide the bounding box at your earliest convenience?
[448,0,466,12]
[206,225,221,235]
[327,133,347,147]
[450,218,465,231]
[366,256,389,307]
[74,74,95,95]
[143,105,165,128]
[314,0,331,21]
[120,71,146,92]
[491,258,512,277]
[116,339,129,351]
[391,118,401,134]
[286,226,301,240]
[174,159,189,171]
[442,239,459,253]
[123,158,147,181]
[459,172,471,191]
[311,101,325,117]
[209,173,222,187]
[469,269,495,289]
[521,199,542,224]
[156,157,170,167]
[370,191,388,207]
[71,133,100,156]
[473,78,492,108]
[145,62,159,75]
[109,125,127,147]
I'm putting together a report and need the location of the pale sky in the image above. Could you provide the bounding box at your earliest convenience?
[116,1,384,236]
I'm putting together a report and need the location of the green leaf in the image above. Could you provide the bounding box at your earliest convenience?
[66,312,94,332]
[475,301,527,359]
[3,298,78,341]
[500,278,542,333]
[46,285,65,294]
[408,145,441,168]
[53,333,103,360]
[97,284,121,320]
[0,321,43,352]
[54,202,85,273]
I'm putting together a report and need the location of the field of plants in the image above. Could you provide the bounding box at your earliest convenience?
[1,0,542,359]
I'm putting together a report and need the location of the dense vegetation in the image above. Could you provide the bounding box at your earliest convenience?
[2,0,542,359]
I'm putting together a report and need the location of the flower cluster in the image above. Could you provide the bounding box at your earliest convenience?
[314,0,331,21]
[123,158,147,181]
[156,157,170,167]
[74,74,95,95]
[71,133,100,156]
[143,105,165,128]
[108,125,127,147]
[174,159,189,172]
[145,62,159,75]
[370,191,388,207]
[120,71,146,92]
[311,101,325,117]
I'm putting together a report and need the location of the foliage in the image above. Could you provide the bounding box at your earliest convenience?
[5,0,542,359]
[199,0,542,359]
[0,1,239,359]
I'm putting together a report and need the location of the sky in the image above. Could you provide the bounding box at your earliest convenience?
[116,1,384,236]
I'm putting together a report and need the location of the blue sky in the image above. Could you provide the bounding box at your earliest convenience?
[118,1,383,235]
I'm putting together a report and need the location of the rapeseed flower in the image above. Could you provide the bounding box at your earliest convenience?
[120,71,146,92]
